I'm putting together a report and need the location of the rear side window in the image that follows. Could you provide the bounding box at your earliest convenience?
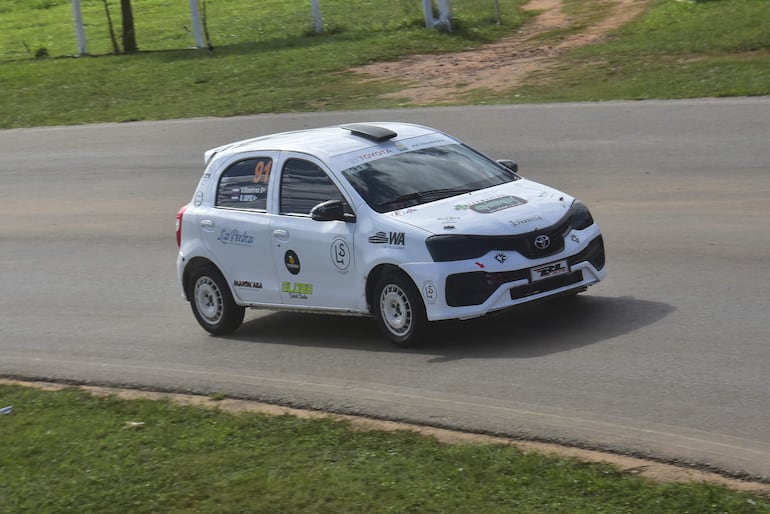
[216,157,272,210]
[280,158,349,215]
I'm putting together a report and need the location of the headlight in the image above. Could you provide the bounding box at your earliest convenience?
[568,200,594,230]
[426,235,490,262]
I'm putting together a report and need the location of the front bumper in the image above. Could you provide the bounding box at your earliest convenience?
[401,228,606,322]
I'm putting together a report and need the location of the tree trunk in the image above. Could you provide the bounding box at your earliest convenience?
[121,0,138,53]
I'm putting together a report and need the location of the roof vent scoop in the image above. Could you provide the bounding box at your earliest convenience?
[340,123,397,142]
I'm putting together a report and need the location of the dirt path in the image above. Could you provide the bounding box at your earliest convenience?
[353,0,649,104]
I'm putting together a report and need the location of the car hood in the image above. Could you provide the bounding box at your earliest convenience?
[386,179,574,236]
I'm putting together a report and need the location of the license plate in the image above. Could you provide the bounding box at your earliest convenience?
[530,259,569,282]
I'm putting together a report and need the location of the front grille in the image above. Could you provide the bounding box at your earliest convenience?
[445,235,605,307]
[477,218,571,260]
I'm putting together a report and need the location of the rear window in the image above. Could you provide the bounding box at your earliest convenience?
[216,158,272,210]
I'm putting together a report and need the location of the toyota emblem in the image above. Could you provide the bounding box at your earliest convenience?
[534,234,550,250]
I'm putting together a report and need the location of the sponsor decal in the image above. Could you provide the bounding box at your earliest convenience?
[231,185,267,202]
[438,216,460,231]
[408,137,452,149]
[571,235,580,243]
[368,231,405,247]
[334,135,455,170]
[531,260,569,281]
[391,207,418,217]
[233,280,263,289]
[454,195,527,214]
[240,185,266,194]
[281,281,313,299]
[495,253,507,264]
[475,262,485,269]
[509,215,543,228]
[218,229,255,246]
[284,250,301,275]
[331,238,351,272]
[344,148,395,167]
[422,282,437,304]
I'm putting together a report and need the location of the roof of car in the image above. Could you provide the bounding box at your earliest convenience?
[204,122,443,165]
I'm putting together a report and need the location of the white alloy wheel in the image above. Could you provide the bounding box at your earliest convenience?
[380,284,412,337]
[194,276,224,325]
[374,271,427,347]
[187,265,245,335]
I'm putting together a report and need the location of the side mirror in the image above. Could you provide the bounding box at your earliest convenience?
[310,200,355,222]
[497,159,519,173]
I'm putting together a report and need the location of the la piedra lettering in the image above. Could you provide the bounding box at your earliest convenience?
[218,229,255,245]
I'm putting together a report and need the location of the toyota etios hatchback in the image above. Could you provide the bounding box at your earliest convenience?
[176,122,606,346]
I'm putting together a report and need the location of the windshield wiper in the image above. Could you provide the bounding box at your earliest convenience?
[378,188,475,209]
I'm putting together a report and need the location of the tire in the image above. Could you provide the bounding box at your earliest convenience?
[374,271,427,347]
[188,265,245,335]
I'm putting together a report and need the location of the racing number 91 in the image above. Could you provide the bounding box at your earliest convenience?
[254,159,272,184]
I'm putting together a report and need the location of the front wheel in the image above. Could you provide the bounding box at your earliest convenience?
[188,265,245,335]
[374,271,427,347]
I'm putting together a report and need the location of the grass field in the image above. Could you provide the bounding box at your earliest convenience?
[1,0,768,128]
[0,0,527,127]
[505,0,770,103]
[2,384,769,513]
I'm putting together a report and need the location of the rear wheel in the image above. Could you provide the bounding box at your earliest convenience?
[374,271,427,347]
[188,265,245,335]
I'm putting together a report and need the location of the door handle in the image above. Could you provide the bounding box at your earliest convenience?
[200,219,215,231]
[272,229,289,241]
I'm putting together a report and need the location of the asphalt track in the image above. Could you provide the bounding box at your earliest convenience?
[1,98,769,481]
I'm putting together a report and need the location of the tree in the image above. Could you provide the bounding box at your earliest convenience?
[121,0,138,53]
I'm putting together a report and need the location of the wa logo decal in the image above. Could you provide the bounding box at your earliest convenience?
[368,231,405,246]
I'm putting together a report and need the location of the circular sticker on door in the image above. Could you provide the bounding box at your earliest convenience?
[284,250,301,275]
[330,238,351,272]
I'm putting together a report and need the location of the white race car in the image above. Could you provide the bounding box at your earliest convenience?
[176,122,606,346]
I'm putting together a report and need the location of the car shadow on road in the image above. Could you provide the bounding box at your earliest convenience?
[227,295,674,360]
[425,295,674,361]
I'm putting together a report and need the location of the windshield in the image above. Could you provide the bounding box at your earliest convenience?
[342,144,518,213]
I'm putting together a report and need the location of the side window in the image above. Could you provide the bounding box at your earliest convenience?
[216,157,272,210]
[280,158,349,215]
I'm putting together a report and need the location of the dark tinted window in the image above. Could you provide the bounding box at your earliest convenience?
[280,158,349,215]
[216,158,272,210]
